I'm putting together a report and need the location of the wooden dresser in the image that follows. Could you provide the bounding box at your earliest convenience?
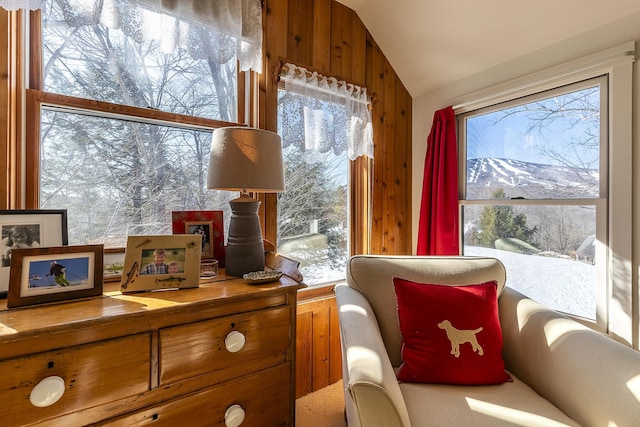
[0,272,305,426]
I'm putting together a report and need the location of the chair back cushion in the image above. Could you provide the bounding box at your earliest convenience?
[346,255,507,367]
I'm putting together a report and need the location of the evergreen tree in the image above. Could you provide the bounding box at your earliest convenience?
[277,146,347,270]
[476,189,538,248]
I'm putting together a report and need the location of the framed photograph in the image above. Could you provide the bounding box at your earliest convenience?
[120,234,202,293]
[103,248,126,282]
[0,210,68,297]
[172,211,224,265]
[185,220,214,259]
[7,245,103,309]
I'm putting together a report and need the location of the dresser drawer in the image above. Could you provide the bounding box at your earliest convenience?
[159,306,290,385]
[0,333,151,426]
[101,363,291,426]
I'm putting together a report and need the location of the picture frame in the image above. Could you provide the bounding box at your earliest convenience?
[103,248,126,282]
[0,210,68,298]
[172,211,224,265]
[185,220,215,259]
[120,234,202,293]
[7,245,103,309]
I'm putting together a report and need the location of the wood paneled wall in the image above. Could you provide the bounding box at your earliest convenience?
[261,0,412,256]
[295,295,342,398]
[259,1,413,397]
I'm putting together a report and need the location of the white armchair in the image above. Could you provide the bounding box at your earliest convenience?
[335,255,640,426]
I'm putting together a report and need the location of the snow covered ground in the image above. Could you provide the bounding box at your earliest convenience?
[292,244,596,321]
[465,246,596,319]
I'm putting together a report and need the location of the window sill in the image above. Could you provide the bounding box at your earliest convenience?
[297,281,343,303]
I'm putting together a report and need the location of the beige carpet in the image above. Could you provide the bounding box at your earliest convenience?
[296,380,347,426]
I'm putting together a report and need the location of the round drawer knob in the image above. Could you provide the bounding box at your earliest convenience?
[225,330,246,353]
[30,376,65,407]
[224,403,246,427]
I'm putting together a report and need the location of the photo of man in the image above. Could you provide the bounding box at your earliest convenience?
[26,256,90,289]
[48,260,72,286]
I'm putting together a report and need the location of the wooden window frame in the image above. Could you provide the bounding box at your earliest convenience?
[19,9,247,211]
[4,7,373,289]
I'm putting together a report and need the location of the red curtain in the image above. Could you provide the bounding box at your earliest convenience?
[416,106,459,255]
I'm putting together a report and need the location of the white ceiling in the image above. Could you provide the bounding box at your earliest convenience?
[337,0,640,97]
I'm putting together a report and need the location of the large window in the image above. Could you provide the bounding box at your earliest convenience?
[459,77,607,320]
[29,0,253,246]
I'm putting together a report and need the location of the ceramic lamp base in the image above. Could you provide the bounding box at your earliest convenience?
[224,194,265,277]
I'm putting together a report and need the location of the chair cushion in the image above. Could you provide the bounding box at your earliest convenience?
[394,278,511,385]
[399,373,580,426]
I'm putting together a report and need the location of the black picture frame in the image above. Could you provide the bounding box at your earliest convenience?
[0,210,68,298]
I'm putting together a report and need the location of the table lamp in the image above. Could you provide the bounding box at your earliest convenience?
[207,127,285,277]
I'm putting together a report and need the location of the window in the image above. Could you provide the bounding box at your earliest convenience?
[277,129,349,286]
[28,0,262,246]
[459,77,607,321]
[277,63,373,287]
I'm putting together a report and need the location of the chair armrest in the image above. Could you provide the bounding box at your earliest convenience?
[335,283,411,427]
[499,287,640,427]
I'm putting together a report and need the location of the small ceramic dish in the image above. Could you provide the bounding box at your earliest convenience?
[243,270,283,284]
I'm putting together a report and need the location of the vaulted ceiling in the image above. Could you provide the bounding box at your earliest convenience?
[337,0,640,97]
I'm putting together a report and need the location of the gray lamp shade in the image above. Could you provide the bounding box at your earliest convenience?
[207,127,285,192]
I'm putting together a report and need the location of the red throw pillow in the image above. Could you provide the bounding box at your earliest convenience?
[394,278,511,385]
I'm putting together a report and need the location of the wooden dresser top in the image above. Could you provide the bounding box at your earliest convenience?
[0,271,305,360]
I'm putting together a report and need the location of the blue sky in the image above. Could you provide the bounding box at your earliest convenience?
[465,87,600,168]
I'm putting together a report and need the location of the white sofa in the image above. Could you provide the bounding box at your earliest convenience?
[335,255,640,426]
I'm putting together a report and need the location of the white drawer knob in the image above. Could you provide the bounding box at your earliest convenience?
[30,376,65,407]
[225,330,246,353]
[224,403,246,427]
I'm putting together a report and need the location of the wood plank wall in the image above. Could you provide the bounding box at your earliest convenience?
[261,0,412,256]
[295,295,342,398]
[260,0,413,397]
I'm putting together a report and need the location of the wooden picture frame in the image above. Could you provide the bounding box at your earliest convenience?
[120,235,202,293]
[103,248,126,282]
[0,210,69,297]
[172,211,224,264]
[7,245,103,308]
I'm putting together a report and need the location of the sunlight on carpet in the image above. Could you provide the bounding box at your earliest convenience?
[296,380,347,427]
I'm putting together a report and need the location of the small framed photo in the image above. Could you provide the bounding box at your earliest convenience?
[172,211,224,264]
[7,245,103,309]
[0,210,68,297]
[120,235,202,293]
[103,248,126,282]
[185,221,214,259]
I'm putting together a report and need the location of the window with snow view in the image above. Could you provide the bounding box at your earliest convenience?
[458,76,608,320]
[276,83,352,287]
[34,0,241,247]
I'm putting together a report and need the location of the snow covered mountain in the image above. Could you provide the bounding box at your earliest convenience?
[466,158,599,199]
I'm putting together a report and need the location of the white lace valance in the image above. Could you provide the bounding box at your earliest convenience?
[278,63,374,160]
[0,0,263,73]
